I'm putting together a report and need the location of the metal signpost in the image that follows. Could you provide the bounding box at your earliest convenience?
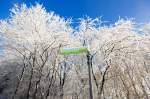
[60,47,93,99]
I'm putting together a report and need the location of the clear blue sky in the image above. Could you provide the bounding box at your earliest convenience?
[0,0,150,23]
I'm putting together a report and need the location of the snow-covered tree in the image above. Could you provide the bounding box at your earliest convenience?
[0,4,74,99]
[0,3,150,99]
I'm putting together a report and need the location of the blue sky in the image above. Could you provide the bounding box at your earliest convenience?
[0,0,150,23]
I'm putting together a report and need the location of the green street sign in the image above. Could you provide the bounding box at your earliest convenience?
[60,47,88,55]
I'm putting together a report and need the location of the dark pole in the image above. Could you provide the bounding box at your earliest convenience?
[87,51,93,99]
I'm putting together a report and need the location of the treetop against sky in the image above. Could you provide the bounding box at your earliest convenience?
[0,0,150,23]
